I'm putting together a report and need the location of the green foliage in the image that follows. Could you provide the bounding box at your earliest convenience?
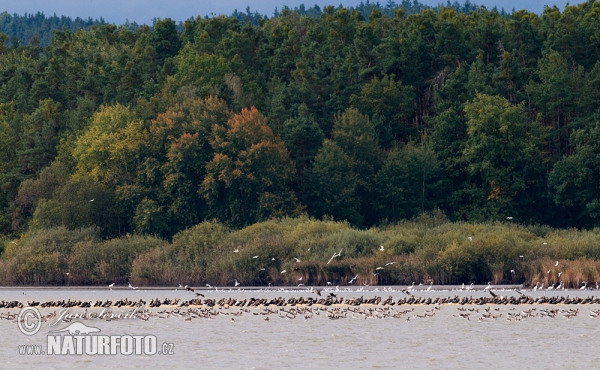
[3,2,600,246]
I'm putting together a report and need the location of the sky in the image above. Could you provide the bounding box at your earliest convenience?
[0,0,587,25]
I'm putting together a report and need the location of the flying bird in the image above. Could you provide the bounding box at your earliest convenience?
[233,249,239,253]
[281,270,287,274]
[108,283,115,290]
[312,288,322,296]
[234,280,240,287]
[184,285,194,292]
[294,258,301,262]
[379,245,385,251]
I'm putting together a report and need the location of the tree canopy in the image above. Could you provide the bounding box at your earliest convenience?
[2,1,600,240]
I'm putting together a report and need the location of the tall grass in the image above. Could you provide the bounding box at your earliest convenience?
[3,214,600,287]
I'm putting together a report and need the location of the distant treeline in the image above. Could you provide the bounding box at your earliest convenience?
[1,1,484,46]
[2,1,600,247]
[1,215,599,288]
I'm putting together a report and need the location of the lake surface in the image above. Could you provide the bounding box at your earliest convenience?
[1,286,599,369]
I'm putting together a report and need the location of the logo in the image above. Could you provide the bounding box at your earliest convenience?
[18,307,42,336]
[49,322,101,335]
[17,307,175,356]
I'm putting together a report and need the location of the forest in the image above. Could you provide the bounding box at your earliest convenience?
[1,0,600,286]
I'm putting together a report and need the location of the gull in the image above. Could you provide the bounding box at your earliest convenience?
[90,199,94,202]
[108,283,115,290]
[307,248,311,251]
[348,274,358,284]
[379,245,385,251]
[468,236,473,241]
[543,242,548,245]
[555,261,559,266]
[271,257,276,261]
[327,248,343,264]
[294,258,301,262]
[385,262,396,266]
[128,282,138,290]
[507,216,513,220]
[558,272,562,277]
[206,284,212,288]
[510,270,515,274]
[375,267,384,270]
[281,270,287,274]
[233,249,239,253]
[234,280,240,287]
[298,277,303,281]
[252,255,259,259]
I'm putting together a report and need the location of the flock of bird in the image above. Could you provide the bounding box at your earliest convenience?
[3,300,600,325]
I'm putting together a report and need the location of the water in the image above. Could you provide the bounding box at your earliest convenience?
[1,286,599,369]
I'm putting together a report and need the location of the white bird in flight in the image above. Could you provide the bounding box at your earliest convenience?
[108,283,115,290]
[234,279,240,287]
[233,249,239,253]
[379,245,385,251]
[294,258,301,262]
[281,270,287,274]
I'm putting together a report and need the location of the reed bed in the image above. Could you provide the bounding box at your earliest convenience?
[2,214,600,287]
